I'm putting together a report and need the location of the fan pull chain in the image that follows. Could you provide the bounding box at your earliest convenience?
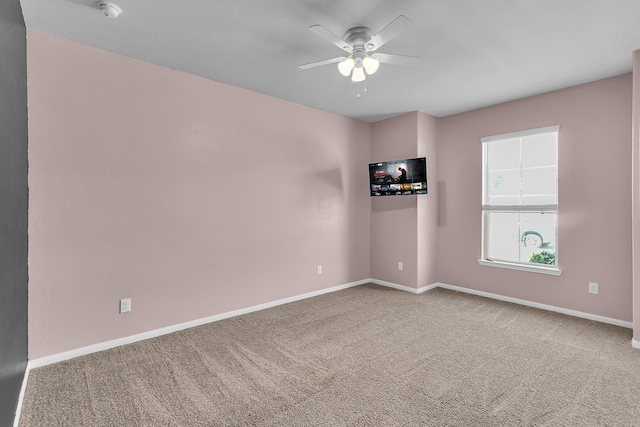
[356,79,368,98]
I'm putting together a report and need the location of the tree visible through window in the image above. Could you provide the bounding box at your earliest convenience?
[481,126,559,267]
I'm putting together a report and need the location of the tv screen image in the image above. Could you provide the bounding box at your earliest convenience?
[369,157,427,196]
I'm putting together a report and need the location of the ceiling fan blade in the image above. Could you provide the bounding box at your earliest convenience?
[308,25,353,53]
[371,53,420,66]
[299,56,347,70]
[367,15,412,51]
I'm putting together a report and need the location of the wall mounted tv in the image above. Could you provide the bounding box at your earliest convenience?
[369,157,427,196]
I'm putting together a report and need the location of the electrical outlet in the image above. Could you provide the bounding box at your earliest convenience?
[588,282,599,295]
[397,261,403,271]
[317,265,322,275]
[120,298,131,313]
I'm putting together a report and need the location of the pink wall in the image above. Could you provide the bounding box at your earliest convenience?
[417,113,439,287]
[27,30,371,359]
[436,74,633,322]
[633,51,640,343]
[370,112,438,288]
[370,114,419,286]
[27,29,635,359]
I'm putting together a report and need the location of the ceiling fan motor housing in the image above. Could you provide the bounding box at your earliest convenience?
[343,27,375,51]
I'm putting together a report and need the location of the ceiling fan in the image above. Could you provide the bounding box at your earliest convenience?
[299,15,419,91]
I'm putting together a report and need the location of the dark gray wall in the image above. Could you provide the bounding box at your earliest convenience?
[0,0,29,425]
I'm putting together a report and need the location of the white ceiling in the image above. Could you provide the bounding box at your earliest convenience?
[19,0,640,122]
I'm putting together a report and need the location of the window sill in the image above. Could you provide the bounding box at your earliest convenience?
[477,259,562,276]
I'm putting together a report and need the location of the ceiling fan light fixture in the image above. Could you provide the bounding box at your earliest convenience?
[351,66,366,82]
[338,58,355,77]
[300,15,417,95]
[362,56,380,75]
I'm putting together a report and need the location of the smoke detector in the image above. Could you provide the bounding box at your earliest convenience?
[97,1,121,18]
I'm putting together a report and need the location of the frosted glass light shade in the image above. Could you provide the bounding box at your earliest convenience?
[351,66,366,82]
[338,58,355,77]
[362,56,379,74]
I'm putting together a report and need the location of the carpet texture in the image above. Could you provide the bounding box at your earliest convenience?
[19,284,640,426]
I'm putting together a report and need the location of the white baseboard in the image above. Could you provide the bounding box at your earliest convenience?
[29,279,369,369]
[27,278,638,371]
[369,278,437,294]
[15,278,638,425]
[13,362,31,427]
[434,282,634,329]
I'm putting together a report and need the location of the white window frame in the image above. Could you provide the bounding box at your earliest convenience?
[478,125,561,276]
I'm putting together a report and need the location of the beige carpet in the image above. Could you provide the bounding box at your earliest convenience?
[19,284,640,426]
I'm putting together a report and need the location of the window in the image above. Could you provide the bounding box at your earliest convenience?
[479,126,560,275]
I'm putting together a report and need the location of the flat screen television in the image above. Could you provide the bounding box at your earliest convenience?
[369,157,427,196]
